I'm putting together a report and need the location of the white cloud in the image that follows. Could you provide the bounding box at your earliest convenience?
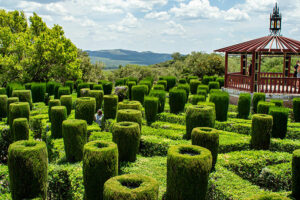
[224,8,250,21]
[162,20,186,36]
[108,13,139,33]
[145,11,170,20]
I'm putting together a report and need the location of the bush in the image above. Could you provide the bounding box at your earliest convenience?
[160,76,176,91]
[188,95,205,105]
[31,83,46,103]
[6,83,24,97]
[202,75,214,85]
[54,83,62,99]
[292,149,300,199]
[169,88,186,114]
[149,90,166,113]
[118,100,141,111]
[251,114,273,150]
[12,90,33,109]
[75,97,96,125]
[7,97,19,122]
[9,102,30,129]
[103,174,159,200]
[156,80,167,91]
[131,85,148,105]
[177,84,190,101]
[115,78,125,86]
[89,90,104,111]
[77,83,89,97]
[270,99,283,107]
[87,82,95,90]
[60,95,72,115]
[8,140,48,200]
[191,127,219,169]
[104,95,118,120]
[197,85,209,93]
[257,101,275,114]
[62,119,87,162]
[186,105,215,139]
[114,86,128,102]
[197,89,207,98]
[0,87,6,94]
[179,78,187,84]
[51,106,67,138]
[269,107,289,139]
[153,84,164,90]
[93,84,103,90]
[58,87,70,99]
[65,81,74,94]
[127,81,136,100]
[103,81,113,95]
[116,109,142,130]
[83,140,118,200]
[139,80,152,93]
[12,118,29,141]
[208,81,220,91]
[80,88,90,97]
[189,79,201,94]
[46,81,56,96]
[48,99,61,121]
[216,77,225,88]
[75,79,83,90]
[166,144,212,200]
[253,93,266,113]
[187,76,198,83]
[144,97,159,125]
[209,92,229,121]
[112,122,140,162]
[293,98,300,122]
[247,194,290,200]
[0,95,7,119]
[238,93,251,119]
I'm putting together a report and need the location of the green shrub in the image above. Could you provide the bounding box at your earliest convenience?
[160,76,176,91]
[216,77,225,88]
[293,98,300,122]
[87,82,96,90]
[48,99,61,121]
[54,83,62,99]
[257,101,275,114]
[0,87,6,94]
[253,93,266,113]
[179,78,187,84]
[103,174,159,200]
[144,97,159,125]
[210,89,221,94]
[131,85,148,105]
[24,83,31,90]
[8,140,48,200]
[186,105,215,139]
[191,127,219,169]
[31,83,46,103]
[126,77,138,84]
[197,89,207,98]
[156,80,167,91]
[9,102,30,129]
[177,84,190,101]
[51,106,67,138]
[197,85,209,93]
[188,95,205,105]
[197,101,215,110]
[83,140,118,200]
[75,79,83,90]
[12,90,33,109]
[62,119,87,162]
[46,81,56,96]
[0,95,7,119]
[238,93,251,119]
[166,144,212,200]
[93,84,103,90]
[169,88,186,114]
[104,95,118,120]
[127,81,136,100]
[12,118,29,141]
[251,114,273,150]
[270,99,283,107]
[202,75,214,85]
[153,84,164,90]
[116,109,142,130]
[190,79,201,94]
[187,76,198,83]
[7,97,19,122]
[149,90,166,113]
[112,122,141,162]
[77,83,89,97]
[139,80,152,93]
[269,107,289,139]
[60,95,72,115]
[118,100,141,111]
[65,81,74,94]
[75,97,96,125]
[209,92,229,121]
[6,82,24,97]
[89,90,104,111]
[292,149,300,199]
[208,81,220,91]
[247,194,290,200]
[58,87,70,99]
[103,81,113,95]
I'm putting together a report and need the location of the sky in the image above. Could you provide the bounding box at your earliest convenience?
[1,0,300,54]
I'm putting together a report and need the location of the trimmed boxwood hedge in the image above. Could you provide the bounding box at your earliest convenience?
[104,95,118,120]
[293,98,300,122]
[153,84,164,91]
[269,107,289,139]
[93,84,103,90]
[209,92,229,122]
[80,88,90,97]
[190,79,201,94]
[103,81,113,95]
[112,122,141,162]
[197,85,209,93]
[83,140,118,200]
[75,79,83,90]
[58,87,70,99]
[9,102,30,129]
[48,99,61,121]
[12,90,33,109]
[0,87,6,94]
[54,83,62,99]
[186,105,215,139]
[156,80,167,91]
[197,89,207,98]
[89,90,104,112]
[0,95,7,119]
[77,83,89,97]
[131,85,148,105]
[292,149,300,199]
[103,174,159,200]
[166,144,212,200]
[160,76,176,91]
[75,97,96,125]
[118,100,141,111]
[202,75,214,85]
[12,118,29,141]
[188,95,205,105]
[253,93,266,113]
[46,81,56,96]
[116,109,142,130]
[51,106,67,138]
[247,194,290,200]
[8,140,48,200]
[144,97,159,125]
[65,81,74,94]
[115,78,125,86]
[270,99,283,107]
[257,101,275,114]
[149,90,166,113]
[139,80,152,93]
[187,76,198,83]
[216,77,225,88]
[31,83,46,103]
[169,88,186,114]
[7,97,19,122]
[251,114,273,150]
[60,95,72,115]
[179,78,187,84]
[6,82,24,97]
[177,84,190,101]
[208,81,220,91]
[62,119,87,162]
[238,93,251,119]
[191,127,219,169]
[127,81,136,100]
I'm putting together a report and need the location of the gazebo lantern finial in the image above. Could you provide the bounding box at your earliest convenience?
[270,2,282,35]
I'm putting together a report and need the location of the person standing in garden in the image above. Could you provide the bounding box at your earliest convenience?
[294,61,300,77]
[94,109,104,127]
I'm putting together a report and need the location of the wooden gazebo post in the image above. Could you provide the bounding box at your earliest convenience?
[250,52,256,93]
[224,52,228,88]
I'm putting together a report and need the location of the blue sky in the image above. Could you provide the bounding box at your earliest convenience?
[0,0,300,54]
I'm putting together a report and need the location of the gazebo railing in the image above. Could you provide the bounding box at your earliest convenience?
[260,72,294,78]
[259,77,300,94]
[227,73,251,91]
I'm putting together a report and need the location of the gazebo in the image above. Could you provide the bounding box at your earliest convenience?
[215,3,300,94]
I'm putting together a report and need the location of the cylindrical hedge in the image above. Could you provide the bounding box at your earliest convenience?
[139,80,152,94]
[75,79,83,90]
[0,87,6,94]
[177,84,190,101]
[208,81,220,91]
[209,92,229,121]
[12,90,33,109]
[270,99,283,107]
[292,149,300,199]
[127,81,136,100]
[93,84,103,91]
[9,102,30,129]
[103,81,113,95]
[58,87,70,99]
[186,105,215,139]
[157,80,167,91]
[65,81,74,94]
[179,78,187,84]
[103,174,159,200]
[153,84,164,91]
[112,122,141,162]
[187,76,198,83]
[83,141,118,200]
[144,97,158,125]
[293,98,300,122]
[0,95,8,119]
[257,101,275,114]
[75,97,96,125]
[197,89,207,98]
[169,88,186,114]
[51,106,67,138]
[251,114,273,150]
[253,93,266,113]
[160,76,176,91]
[149,90,166,113]
[188,95,205,105]
[197,85,209,93]
[269,107,289,139]
[191,127,219,169]
[77,83,89,97]
[202,75,215,85]
[216,77,225,88]
[166,144,212,200]
[118,100,141,111]
[12,118,29,141]
[190,79,201,94]
[104,95,118,120]
[31,83,46,103]
[89,90,104,112]
[7,97,19,122]
[116,109,142,130]
[60,95,72,115]
[8,140,48,200]
[46,81,56,96]
[87,82,96,90]
[238,93,251,119]
[131,85,148,105]
[62,119,87,162]
[80,88,90,97]
[54,84,61,99]
[48,99,61,121]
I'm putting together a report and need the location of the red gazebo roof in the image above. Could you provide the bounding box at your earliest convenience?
[215,35,300,54]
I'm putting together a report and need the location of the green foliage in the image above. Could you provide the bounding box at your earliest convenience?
[293,98,300,122]
[269,107,289,139]
[153,84,164,91]
[77,83,89,97]
[238,93,251,119]
[189,79,201,94]
[253,93,266,113]
[197,85,209,93]
[83,141,118,200]
[179,78,187,84]
[139,80,152,93]
[58,87,70,99]
[48,99,61,121]
[160,76,176,91]
[93,84,103,90]
[65,81,74,94]
[9,102,30,129]
[169,88,186,114]
[251,114,273,150]
[209,92,229,121]
[131,85,148,105]
[54,83,62,99]
[75,97,96,125]
[7,97,19,121]
[292,149,300,199]
[0,87,6,94]
[118,100,141,111]
[104,95,118,120]
[216,77,224,88]
[208,81,220,91]
[197,89,207,98]
[12,90,32,109]
[144,97,159,125]
[0,95,8,118]
[177,84,190,101]
[31,83,46,103]
[257,101,275,114]
[80,88,90,97]
[157,80,167,91]
[6,83,24,97]
[116,109,142,130]
[202,75,215,85]
[12,118,29,141]
[103,81,113,95]
[270,99,283,107]
[115,78,125,86]
[46,82,56,96]
[51,106,67,138]
[149,90,166,113]
[8,140,48,200]
[60,95,72,115]
[187,76,198,83]
[89,90,104,111]
[188,95,205,105]
[127,81,136,100]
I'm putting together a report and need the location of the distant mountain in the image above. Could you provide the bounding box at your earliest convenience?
[85,49,173,69]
